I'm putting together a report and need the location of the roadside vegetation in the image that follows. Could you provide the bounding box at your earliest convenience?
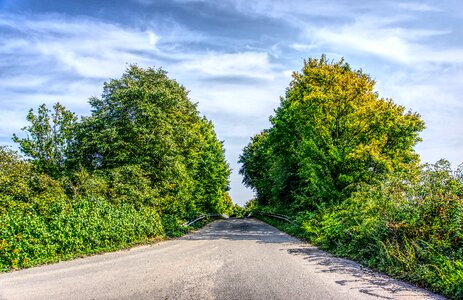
[240,56,463,299]
[0,65,233,271]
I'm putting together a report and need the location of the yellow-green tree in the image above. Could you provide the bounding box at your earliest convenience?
[240,56,425,209]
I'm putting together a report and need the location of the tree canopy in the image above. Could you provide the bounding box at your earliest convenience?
[240,56,425,209]
[12,65,231,217]
[12,103,77,178]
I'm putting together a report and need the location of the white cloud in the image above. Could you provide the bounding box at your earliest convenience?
[305,16,462,65]
[375,67,463,167]
[198,0,357,20]
[397,2,442,12]
[179,52,278,80]
[290,43,319,51]
[0,111,28,136]
[188,79,285,118]
[0,75,48,91]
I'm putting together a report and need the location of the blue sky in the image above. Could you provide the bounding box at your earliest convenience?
[1,0,462,205]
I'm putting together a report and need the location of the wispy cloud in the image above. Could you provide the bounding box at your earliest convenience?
[298,15,461,65]
[397,2,442,12]
[0,14,160,79]
[179,52,278,80]
[193,0,461,66]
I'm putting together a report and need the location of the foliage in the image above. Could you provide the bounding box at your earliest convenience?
[0,196,163,271]
[252,160,463,299]
[73,65,230,216]
[240,56,462,298]
[229,204,245,218]
[0,146,67,204]
[0,146,33,202]
[12,103,77,178]
[239,131,273,204]
[243,198,258,213]
[240,55,424,209]
[189,120,231,215]
[2,65,232,271]
[300,160,463,299]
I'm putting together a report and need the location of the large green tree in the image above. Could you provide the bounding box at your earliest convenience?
[240,56,425,209]
[74,65,230,215]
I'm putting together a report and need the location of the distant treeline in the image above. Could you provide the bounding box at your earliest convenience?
[240,56,463,299]
[1,65,235,270]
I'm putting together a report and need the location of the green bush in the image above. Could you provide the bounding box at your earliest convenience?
[0,146,34,202]
[298,160,463,299]
[0,197,164,271]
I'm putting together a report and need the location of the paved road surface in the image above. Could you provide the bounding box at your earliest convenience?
[0,218,445,300]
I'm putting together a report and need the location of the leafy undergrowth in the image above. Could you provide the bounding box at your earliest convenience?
[255,178,463,300]
[299,163,463,300]
[0,197,210,272]
[254,215,304,239]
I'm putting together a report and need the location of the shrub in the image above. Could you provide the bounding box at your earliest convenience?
[0,197,163,271]
[300,160,463,299]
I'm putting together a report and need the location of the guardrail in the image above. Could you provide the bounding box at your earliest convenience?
[182,213,229,227]
[248,211,295,224]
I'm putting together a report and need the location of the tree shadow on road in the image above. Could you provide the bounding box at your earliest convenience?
[285,246,445,300]
[180,218,300,244]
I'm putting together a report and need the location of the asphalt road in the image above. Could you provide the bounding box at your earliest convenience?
[0,218,445,300]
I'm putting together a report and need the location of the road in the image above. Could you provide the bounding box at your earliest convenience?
[0,218,445,300]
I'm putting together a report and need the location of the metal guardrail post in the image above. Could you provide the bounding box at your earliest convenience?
[248,211,295,224]
[182,213,229,227]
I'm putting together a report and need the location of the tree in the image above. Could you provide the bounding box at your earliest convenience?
[240,55,425,209]
[74,65,230,215]
[239,130,272,205]
[190,118,230,213]
[0,146,32,201]
[13,103,77,178]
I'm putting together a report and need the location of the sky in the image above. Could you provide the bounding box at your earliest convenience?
[1,0,462,205]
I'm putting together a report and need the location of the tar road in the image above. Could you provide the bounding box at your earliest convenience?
[0,218,445,299]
